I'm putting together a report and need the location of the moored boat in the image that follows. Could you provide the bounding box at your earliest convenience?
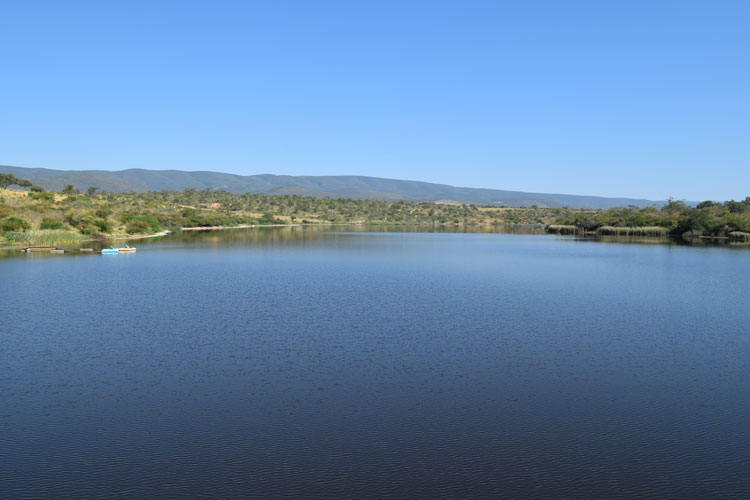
[101,247,119,255]
[117,245,136,253]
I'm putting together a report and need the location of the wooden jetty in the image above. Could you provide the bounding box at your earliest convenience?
[20,246,136,255]
[22,246,59,253]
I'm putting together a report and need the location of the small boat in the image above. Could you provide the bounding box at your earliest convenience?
[101,247,119,255]
[117,245,136,253]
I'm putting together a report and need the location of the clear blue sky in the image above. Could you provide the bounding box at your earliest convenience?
[1,0,748,200]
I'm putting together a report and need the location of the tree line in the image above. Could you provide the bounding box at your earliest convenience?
[3,172,749,244]
[551,198,750,239]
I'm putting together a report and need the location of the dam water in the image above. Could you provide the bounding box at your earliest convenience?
[2,226,749,499]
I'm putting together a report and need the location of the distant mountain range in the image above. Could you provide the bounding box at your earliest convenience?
[1,165,665,209]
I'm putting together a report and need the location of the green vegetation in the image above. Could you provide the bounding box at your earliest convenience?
[0,173,33,189]
[550,198,750,240]
[40,217,65,230]
[3,171,750,247]
[0,173,570,246]
[595,226,667,236]
[1,215,31,233]
[3,229,84,246]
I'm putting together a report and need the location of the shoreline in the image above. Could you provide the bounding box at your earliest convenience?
[4,223,750,251]
[0,229,173,250]
[109,229,172,240]
[180,223,300,231]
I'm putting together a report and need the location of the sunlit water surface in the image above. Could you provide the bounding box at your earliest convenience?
[2,226,749,499]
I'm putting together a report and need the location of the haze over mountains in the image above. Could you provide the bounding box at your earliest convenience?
[1,165,663,209]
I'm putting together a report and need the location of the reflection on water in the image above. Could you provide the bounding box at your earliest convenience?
[4,223,749,261]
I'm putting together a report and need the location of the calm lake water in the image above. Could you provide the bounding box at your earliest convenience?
[2,226,750,499]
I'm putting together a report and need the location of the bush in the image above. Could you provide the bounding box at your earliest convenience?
[1,216,31,233]
[124,215,163,233]
[78,222,100,235]
[94,218,113,233]
[95,207,112,219]
[40,218,65,230]
[126,219,152,234]
[29,191,55,202]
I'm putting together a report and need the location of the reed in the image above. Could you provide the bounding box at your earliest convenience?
[596,226,667,236]
[4,229,84,246]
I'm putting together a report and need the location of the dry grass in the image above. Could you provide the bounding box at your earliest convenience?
[0,188,65,202]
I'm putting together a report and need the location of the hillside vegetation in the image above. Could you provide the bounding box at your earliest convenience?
[1,174,567,246]
[3,173,748,246]
[550,198,750,240]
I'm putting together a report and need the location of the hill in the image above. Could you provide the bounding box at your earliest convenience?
[0,165,663,209]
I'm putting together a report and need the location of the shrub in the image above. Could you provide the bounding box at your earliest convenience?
[94,219,113,233]
[78,222,100,235]
[125,215,163,233]
[1,216,31,233]
[95,207,112,219]
[40,218,65,230]
[126,219,152,234]
[29,191,55,202]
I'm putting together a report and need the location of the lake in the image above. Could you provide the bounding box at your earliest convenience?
[2,226,749,499]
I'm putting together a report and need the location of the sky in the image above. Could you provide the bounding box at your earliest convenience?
[1,0,748,201]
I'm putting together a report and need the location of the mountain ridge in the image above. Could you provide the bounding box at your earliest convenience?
[0,165,665,209]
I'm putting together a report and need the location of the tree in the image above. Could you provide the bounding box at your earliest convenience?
[87,186,99,196]
[0,173,32,189]
[62,184,78,195]
[0,174,17,188]
[663,198,688,215]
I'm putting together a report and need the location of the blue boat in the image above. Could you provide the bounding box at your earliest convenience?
[101,247,119,255]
